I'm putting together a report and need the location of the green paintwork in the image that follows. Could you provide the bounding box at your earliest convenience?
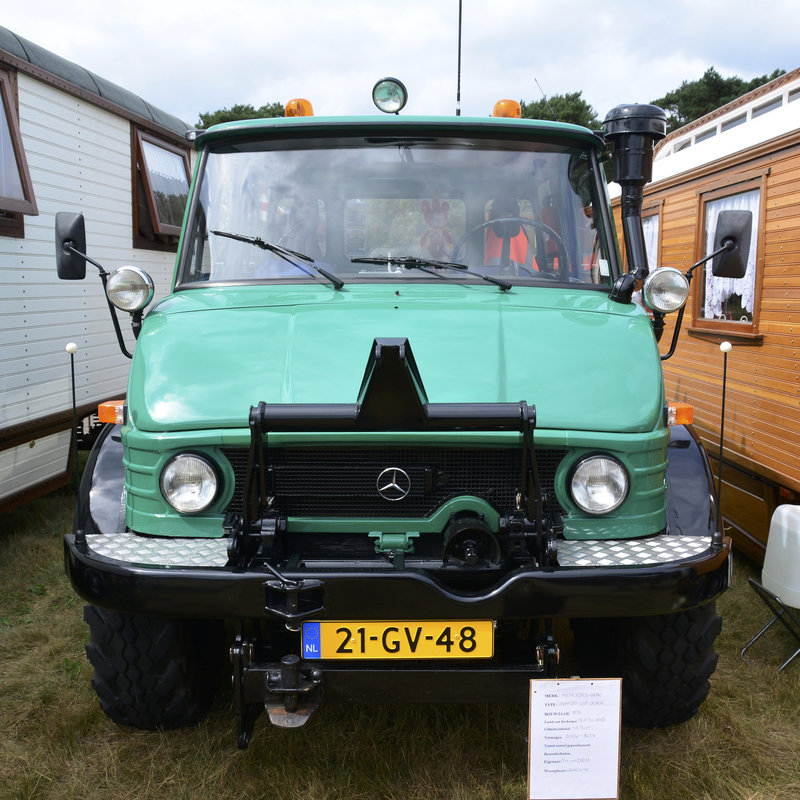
[119,114,671,545]
[127,283,663,436]
[194,115,604,151]
[369,531,420,554]
[121,418,668,540]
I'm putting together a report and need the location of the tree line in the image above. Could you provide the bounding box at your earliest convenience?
[197,67,786,132]
[519,67,785,131]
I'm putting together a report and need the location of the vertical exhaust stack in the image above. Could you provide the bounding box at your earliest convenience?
[603,104,666,302]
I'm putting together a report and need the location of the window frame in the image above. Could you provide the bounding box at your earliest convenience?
[0,67,38,236]
[690,174,766,339]
[132,128,191,249]
[177,137,617,288]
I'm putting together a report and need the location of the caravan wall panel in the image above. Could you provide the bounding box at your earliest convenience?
[1,72,182,508]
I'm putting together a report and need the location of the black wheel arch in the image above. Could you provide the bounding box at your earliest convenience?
[666,424,717,538]
[76,422,126,536]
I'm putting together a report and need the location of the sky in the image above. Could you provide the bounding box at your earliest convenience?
[3,0,798,127]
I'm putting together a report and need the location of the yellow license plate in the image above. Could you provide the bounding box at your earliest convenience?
[301,620,494,660]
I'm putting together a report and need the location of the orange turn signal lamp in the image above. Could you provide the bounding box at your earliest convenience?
[98,400,126,425]
[666,402,693,426]
[285,98,314,117]
[492,99,521,118]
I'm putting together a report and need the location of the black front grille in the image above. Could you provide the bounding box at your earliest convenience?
[222,446,566,519]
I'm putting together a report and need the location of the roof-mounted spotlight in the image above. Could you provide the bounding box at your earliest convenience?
[372,78,408,114]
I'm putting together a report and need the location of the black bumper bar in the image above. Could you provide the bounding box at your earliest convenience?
[65,533,731,621]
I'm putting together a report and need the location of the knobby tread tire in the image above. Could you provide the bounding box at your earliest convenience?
[572,603,722,728]
[84,606,224,730]
[620,603,722,727]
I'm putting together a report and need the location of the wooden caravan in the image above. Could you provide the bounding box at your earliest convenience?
[618,68,800,562]
[0,27,192,512]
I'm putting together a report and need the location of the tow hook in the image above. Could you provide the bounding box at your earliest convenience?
[265,655,323,728]
[535,633,560,677]
[232,637,324,747]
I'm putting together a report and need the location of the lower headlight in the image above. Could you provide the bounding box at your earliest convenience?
[160,454,218,513]
[570,455,629,514]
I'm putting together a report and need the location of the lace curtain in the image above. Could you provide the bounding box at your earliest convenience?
[703,189,759,321]
[642,213,660,267]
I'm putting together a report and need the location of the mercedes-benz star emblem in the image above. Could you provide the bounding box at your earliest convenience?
[376,467,411,501]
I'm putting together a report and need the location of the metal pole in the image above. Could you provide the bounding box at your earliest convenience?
[66,342,79,490]
[716,341,732,541]
[456,0,462,116]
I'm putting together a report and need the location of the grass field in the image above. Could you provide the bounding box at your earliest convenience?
[2,484,800,800]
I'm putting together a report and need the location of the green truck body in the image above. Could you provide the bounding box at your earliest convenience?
[57,99,734,746]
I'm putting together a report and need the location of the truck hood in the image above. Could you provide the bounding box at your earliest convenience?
[127,284,663,434]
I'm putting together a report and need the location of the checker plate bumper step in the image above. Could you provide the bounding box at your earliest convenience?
[85,532,714,569]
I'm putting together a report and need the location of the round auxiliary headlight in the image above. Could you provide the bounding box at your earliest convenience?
[106,266,155,312]
[642,267,689,314]
[372,77,408,114]
[570,455,629,515]
[160,454,218,514]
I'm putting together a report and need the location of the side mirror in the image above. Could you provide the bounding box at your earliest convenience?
[55,212,87,280]
[711,210,752,279]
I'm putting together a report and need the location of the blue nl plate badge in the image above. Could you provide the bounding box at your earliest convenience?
[302,621,321,659]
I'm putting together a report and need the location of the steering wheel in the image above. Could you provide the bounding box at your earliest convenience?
[453,216,568,276]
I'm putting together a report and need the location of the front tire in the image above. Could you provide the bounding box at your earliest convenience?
[84,606,225,730]
[621,603,722,727]
[573,603,722,727]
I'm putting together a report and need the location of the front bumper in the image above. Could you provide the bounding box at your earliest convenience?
[65,531,731,621]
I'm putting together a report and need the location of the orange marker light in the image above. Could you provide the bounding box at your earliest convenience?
[667,402,693,426]
[285,98,314,117]
[492,99,521,118]
[98,400,126,425]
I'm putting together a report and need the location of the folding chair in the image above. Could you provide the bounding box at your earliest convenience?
[741,504,800,670]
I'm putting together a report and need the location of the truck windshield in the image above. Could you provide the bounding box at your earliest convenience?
[178,137,615,288]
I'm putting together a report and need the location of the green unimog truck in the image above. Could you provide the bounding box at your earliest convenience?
[56,82,747,747]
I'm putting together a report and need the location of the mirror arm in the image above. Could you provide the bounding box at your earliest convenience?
[660,304,687,361]
[63,241,107,277]
[659,239,733,361]
[686,239,734,279]
[64,242,134,360]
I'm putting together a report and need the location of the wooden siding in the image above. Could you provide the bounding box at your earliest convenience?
[615,128,800,560]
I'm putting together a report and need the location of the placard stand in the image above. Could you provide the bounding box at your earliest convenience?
[528,678,622,800]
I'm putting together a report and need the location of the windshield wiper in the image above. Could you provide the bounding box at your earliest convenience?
[351,256,512,291]
[211,230,344,289]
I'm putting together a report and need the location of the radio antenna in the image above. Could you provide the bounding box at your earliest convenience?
[535,78,558,121]
[456,0,462,116]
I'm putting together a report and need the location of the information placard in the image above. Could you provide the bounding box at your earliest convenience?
[528,678,621,800]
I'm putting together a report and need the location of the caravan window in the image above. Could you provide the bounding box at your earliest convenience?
[695,185,761,331]
[0,68,37,236]
[642,210,661,267]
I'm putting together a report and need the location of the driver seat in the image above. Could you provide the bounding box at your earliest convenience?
[483,196,537,270]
